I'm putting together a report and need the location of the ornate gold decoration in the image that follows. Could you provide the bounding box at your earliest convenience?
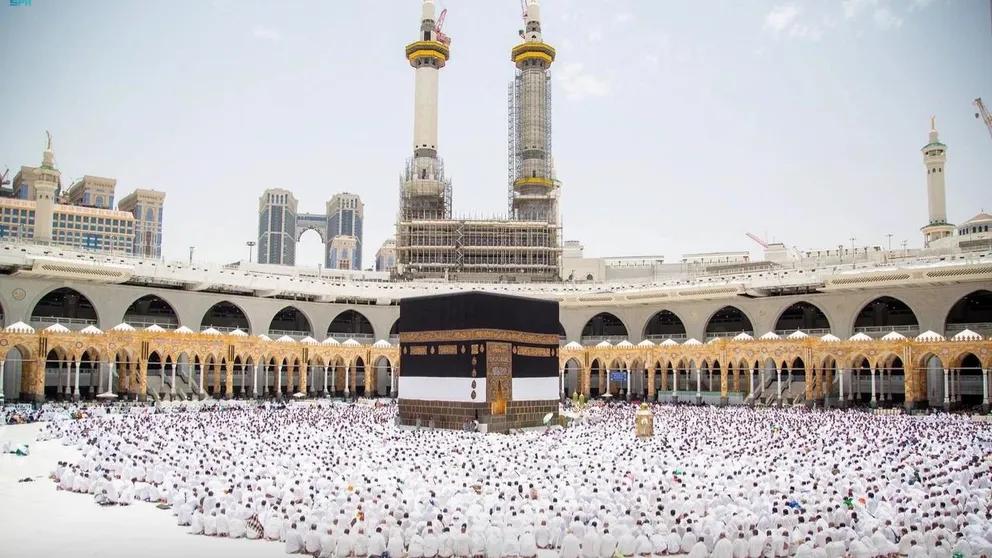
[486,342,512,414]
[400,329,558,345]
[516,346,552,357]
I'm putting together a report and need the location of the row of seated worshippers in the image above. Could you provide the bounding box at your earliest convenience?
[44,401,992,558]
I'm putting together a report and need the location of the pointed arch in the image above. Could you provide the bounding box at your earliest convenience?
[642,309,687,340]
[327,310,374,340]
[31,287,99,328]
[704,306,754,339]
[200,300,250,333]
[580,312,629,342]
[123,294,179,328]
[268,305,313,337]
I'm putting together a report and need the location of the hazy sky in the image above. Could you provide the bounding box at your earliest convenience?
[1,0,990,267]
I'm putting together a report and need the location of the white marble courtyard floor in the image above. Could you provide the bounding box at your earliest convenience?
[0,422,286,558]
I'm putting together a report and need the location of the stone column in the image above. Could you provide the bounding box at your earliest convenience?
[137,360,148,401]
[276,363,283,397]
[982,368,989,411]
[647,367,655,402]
[198,362,205,395]
[749,368,755,402]
[0,360,5,401]
[225,361,234,398]
[253,362,260,398]
[343,364,350,397]
[776,368,782,406]
[942,368,950,408]
[719,364,728,406]
[805,367,815,407]
[73,360,81,400]
[870,366,877,407]
[170,363,176,397]
[838,368,845,408]
[301,363,309,396]
[581,366,591,398]
[108,361,116,395]
[322,364,329,396]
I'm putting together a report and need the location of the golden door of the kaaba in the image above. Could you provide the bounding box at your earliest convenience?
[487,341,512,415]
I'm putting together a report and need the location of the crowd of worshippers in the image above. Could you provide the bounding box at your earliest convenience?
[40,401,992,558]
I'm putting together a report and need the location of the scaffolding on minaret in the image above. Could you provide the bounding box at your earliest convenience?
[507,72,555,221]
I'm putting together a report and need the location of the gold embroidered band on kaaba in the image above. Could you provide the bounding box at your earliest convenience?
[399,328,559,346]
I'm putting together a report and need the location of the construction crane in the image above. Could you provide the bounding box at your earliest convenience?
[745,232,769,249]
[975,98,992,141]
[434,8,450,45]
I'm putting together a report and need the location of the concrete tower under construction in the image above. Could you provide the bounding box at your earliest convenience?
[508,0,560,223]
[399,0,451,222]
[395,0,562,282]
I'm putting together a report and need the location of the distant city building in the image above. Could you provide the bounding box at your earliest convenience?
[326,193,364,270]
[257,189,364,269]
[118,189,166,258]
[328,235,359,270]
[257,189,298,266]
[376,238,397,272]
[65,175,116,209]
[0,134,164,256]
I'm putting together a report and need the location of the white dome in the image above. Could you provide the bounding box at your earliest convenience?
[952,329,983,341]
[343,338,362,347]
[848,332,873,342]
[276,335,296,343]
[201,327,221,335]
[820,333,841,342]
[683,338,702,346]
[759,331,781,340]
[563,341,583,350]
[915,330,945,342]
[43,323,71,333]
[299,336,319,345]
[111,322,135,332]
[230,328,248,337]
[732,332,754,341]
[881,331,906,341]
[786,330,808,339]
[372,339,391,348]
[172,325,193,334]
[79,325,103,335]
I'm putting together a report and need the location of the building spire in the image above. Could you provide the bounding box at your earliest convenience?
[41,130,56,170]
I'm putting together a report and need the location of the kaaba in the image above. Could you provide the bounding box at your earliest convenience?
[397,291,560,433]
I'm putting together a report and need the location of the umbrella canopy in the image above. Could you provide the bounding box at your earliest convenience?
[96,391,118,399]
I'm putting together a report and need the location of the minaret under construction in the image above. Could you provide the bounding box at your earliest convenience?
[509,0,559,223]
[399,0,451,221]
[395,0,561,282]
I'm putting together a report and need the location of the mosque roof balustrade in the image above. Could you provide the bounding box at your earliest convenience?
[2,242,992,307]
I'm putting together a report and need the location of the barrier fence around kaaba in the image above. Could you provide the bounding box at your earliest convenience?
[397,291,560,432]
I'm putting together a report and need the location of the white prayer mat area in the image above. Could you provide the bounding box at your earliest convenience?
[0,422,288,558]
[0,421,581,558]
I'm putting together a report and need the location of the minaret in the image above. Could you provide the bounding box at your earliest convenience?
[34,131,61,244]
[920,116,955,247]
[509,0,559,223]
[399,0,451,221]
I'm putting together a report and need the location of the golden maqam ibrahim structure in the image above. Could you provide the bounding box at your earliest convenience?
[1,323,989,413]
